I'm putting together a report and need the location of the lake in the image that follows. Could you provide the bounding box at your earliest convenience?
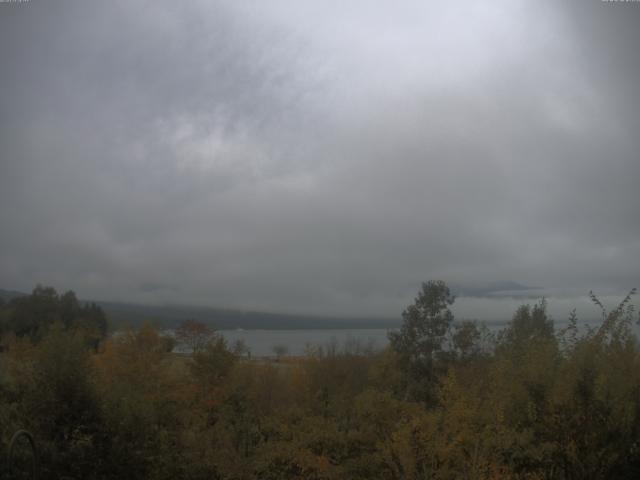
[170,318,620,357]
[217,328,392,357]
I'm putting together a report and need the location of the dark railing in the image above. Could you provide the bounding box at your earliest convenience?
[6,430,38,480]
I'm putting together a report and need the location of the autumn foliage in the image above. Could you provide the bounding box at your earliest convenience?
[1,284,639,479]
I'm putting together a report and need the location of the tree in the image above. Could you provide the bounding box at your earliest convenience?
[8,285,60,339]
[190,335,237,387]
[76,302,108,349]
[271,344,289,361]
[175,319,213,354]
[4,285,108,346]
[499,299,554,351]
[452,320,483,360]
[388,280,455,403]
[232,338,251,358]
[8,327,105,479]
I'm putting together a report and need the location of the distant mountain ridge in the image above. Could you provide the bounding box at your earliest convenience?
[0,288,398,330]
[98,300,400,330]
[0,288,28,301]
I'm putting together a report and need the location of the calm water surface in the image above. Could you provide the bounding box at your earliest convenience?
[171,319,618,357]
[218,329,391,357]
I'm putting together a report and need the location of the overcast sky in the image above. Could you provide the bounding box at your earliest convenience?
[1,0,639,320]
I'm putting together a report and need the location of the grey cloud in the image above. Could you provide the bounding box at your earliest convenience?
[1,0,639,319]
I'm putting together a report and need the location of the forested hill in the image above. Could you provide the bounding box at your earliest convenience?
[98,300,399,330]
[0,288,398,330]
[0,288,27,302]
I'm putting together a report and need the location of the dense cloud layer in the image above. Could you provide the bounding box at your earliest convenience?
[1,0,639,319]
